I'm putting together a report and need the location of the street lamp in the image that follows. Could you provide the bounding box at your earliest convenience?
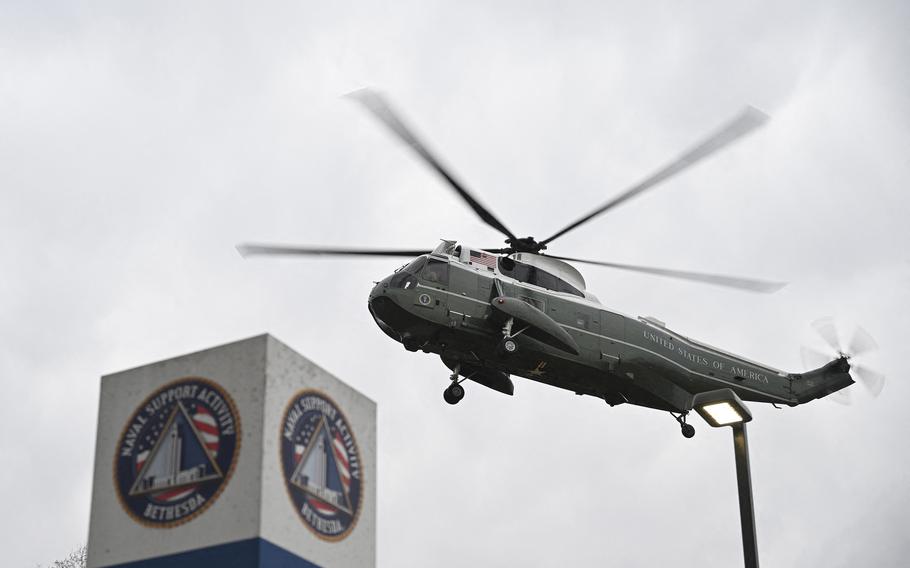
[692,389,759,568]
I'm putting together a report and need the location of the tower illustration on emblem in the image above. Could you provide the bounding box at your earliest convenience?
[129,401,223,497]
[289,415,354,515]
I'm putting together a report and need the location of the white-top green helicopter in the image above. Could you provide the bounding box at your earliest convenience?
[240,90,883,438]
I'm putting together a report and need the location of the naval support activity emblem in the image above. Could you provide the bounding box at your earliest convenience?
[281,390,363,541]
[114,377,241,527]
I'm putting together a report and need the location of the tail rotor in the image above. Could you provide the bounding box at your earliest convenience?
[800,317,885,403]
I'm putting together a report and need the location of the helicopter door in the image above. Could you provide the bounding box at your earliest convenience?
[445,264,485,322]
[572,308,601,351]
[477,274,493,302]
[598,310,625,365]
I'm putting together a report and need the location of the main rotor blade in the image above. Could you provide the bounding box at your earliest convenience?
[237,244,428,258]
[546,254,786,293]
[540,106,769,246]
[346,89,517,241]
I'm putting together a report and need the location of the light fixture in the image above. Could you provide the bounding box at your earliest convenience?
[702,401,744,425]
[693,389,753,428]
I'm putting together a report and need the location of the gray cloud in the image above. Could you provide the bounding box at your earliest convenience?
[2,1,908,566]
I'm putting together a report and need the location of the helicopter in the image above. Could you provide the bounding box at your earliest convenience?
[239,89,883,438]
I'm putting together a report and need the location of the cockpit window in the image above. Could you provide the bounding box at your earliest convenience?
[406,257,427,274]
[422,258,449,285]
[390,257,426,288]
[498,257,583,297]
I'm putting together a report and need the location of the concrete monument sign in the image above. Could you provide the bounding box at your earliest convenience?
[86,334,376,567]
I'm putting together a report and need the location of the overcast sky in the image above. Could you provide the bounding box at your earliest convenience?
[3,1,909,566]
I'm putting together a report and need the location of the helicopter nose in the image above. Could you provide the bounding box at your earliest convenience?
[369,274,393,302]
[368,276,404,340]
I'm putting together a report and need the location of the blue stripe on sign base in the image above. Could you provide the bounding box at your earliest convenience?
[100,537,323,568]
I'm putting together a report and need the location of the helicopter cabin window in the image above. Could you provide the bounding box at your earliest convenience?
[422,258,449,285]
[497,258,583,297]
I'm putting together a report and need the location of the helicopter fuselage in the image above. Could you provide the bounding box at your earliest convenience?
[241,91,862,432]
[367,242,852,413]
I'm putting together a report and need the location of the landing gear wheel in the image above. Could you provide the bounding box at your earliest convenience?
[444,383,465,405]
[681,423,695,438]
[672,412,695,439]
[499,337,518,355]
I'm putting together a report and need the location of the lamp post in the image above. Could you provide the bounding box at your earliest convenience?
[693,389,759,568]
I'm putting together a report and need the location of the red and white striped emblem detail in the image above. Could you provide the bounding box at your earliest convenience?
[333,431,351,493]
[193,407,220,458]
[309,497,338,516]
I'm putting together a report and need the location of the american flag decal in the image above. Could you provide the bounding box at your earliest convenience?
[470,249,497,270]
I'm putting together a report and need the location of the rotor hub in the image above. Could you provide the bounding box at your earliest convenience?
[834,355,851,374]
[505,236,545,254]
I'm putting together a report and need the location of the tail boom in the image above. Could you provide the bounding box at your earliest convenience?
[790,357,854,404]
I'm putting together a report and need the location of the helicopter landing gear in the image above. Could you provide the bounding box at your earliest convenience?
[444,366,466,405]
[672,412,695,439]
[444,383,465,405]
[681,423,695,438]
[498,317,525,356]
